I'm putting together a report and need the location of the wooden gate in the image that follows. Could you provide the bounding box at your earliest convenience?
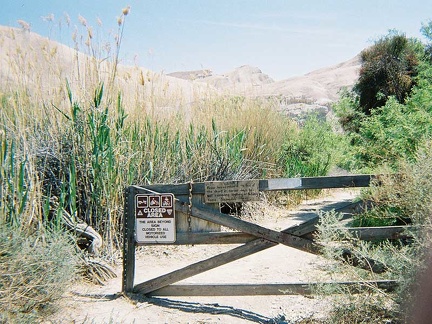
[122,175,402,296]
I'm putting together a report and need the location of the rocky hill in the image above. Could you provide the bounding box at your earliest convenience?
[168,56,360,105]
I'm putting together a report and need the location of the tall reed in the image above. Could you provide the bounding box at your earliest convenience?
[0,11,342,253]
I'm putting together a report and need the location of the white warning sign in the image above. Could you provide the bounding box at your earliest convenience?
[135,193,176,244]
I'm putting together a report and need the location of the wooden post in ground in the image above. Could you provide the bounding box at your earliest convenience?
[122,186,136,293]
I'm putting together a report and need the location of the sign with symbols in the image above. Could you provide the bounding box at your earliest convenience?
[135,193,176,243]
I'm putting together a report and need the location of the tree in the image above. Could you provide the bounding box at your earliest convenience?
[354,31,421,115]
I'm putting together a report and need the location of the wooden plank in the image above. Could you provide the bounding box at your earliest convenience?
[300,175,373,190]
[264,178,302,190]
[139,217,410,246]
[176,200,319,253]
[138,175,374,197]
[149,280,398,296]
[135,183,206,196]
[285,216,320,237]
[262,175,373,191]
[136,200,371,246]
[347,226,411,241]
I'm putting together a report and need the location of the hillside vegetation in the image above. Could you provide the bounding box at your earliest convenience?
[1,10,432,322]
[317,27,432,323]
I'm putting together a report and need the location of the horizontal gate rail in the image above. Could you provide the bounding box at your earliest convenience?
[139,225,411,246]
[142,175,375,196]
[345,225,411,241]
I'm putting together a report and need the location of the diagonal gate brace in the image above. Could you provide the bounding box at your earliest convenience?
[133,211,319,295]
[175,200,320,253]
[130,188,387,295]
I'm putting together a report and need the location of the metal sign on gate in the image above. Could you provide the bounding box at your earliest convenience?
[135,193,176,243]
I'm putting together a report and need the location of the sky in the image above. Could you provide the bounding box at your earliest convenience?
[1,0,432,80]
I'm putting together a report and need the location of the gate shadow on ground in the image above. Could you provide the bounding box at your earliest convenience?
[71,292,284,323]
[133,295,284,323]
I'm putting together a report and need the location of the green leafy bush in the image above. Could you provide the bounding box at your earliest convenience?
[351,97,432,169]
[334,60,432,170]
[278,116,344,177]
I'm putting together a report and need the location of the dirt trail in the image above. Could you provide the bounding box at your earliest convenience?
[52,189,360,324]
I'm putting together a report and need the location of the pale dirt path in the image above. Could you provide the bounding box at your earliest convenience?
[51,189,360,324]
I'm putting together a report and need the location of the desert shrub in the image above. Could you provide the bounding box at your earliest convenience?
[317,210,413,323]
[325,296,401,323]
[0,226,79,323]
[316,140,432,323]
[332,89,364,134]
[356,141,432,233]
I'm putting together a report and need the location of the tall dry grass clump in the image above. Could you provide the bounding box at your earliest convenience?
[0,227,78,323]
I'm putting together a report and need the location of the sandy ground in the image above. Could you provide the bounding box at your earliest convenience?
[50,189,360,324]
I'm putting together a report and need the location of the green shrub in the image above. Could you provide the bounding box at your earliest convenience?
[278,115,344,177]
[351,97,432,169]
[334,64,432,170]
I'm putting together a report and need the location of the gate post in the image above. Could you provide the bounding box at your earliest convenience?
[122,186,136,293]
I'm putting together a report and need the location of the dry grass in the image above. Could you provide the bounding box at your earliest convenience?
[0,226,79,323]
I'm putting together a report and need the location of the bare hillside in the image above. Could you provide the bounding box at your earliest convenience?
[1,25,360,109]
[168,56,360,104]
[259,56,361,104]
[177,65,274,93]
[0,25,214,111]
